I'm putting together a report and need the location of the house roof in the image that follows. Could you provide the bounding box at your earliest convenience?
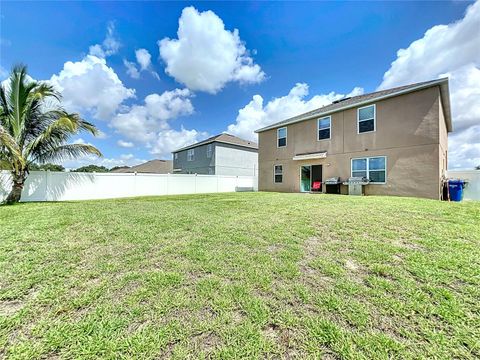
[172,133,258,153]
[110,159,173,174]
[255,78,452,133]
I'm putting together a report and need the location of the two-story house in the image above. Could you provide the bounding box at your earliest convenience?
[255,78,452,199]
[172,133,258,176]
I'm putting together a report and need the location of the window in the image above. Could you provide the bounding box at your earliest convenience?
[317,116,331,140]
[277,127,287,147]
[274,165,283,183]
[187,149,195,161]
[351,156,386,184]
[174,153,178,160]
[357,104,375,133]
[206,144,212,158]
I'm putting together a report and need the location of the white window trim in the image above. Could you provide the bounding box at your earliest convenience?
[357,104,376,134]
[206,144,212,158]
[187,149,195,161]
[317,116,331,141]
[273,164,283,183]
[277,127,287,148]
[351,156,387,184]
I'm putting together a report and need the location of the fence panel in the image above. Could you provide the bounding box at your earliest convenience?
[0,171,258,202]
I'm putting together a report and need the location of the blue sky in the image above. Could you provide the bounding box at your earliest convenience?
[1,1,478,169]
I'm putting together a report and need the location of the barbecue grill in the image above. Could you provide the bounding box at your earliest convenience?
[324,177,342,194]
[343,177,370,195]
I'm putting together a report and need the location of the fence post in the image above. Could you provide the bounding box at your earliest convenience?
[195,173,197,193]
[45,170,50,201]
[166,173,170,195]
[134,171,137,197]
[216,174,219,193]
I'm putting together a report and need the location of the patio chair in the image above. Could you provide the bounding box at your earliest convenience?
[311,181,322,192]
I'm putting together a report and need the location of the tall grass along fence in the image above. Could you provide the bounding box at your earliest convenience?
[447,170,480,201]
[0,171,258,202]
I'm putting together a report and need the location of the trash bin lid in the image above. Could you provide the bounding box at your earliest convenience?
[448,179,464,185]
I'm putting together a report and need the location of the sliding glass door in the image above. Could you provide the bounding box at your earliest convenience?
[300,166,311,192]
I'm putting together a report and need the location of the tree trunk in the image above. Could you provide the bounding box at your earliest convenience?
[4,172,26,204]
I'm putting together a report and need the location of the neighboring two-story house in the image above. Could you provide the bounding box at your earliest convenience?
[255,78,452,199]
[172,133,258,176]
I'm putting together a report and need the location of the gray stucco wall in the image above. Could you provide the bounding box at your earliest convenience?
[173,143,215,174]
[173,142,258,176]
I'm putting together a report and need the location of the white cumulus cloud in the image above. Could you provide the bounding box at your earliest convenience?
[227,83,363,141]
[50,55,135,120]
[124,48,160,80]
[89,21,121,58]
[117,139,135,148]
[123,59,140,79]
[158,6,265,93]
[136,48,152,71]
[110,88,205,157]
[150,127,207,157]
[379,0,480,169]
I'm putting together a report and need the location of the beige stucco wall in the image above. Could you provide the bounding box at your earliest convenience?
[438,95,449,177]
[258,86,447,199]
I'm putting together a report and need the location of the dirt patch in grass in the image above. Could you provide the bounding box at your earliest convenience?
[299,236,323,276]
[190,331,221,354]
[0,300,23,316]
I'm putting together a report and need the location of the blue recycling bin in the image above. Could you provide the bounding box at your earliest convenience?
[448,179,465,202]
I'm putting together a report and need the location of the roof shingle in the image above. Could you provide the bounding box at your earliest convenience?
[172,133,258,153]
[110,159,173,174]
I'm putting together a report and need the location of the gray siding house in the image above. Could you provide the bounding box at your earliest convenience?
[172,134,258,176]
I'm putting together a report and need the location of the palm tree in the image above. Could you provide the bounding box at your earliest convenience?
[0,65,102,204]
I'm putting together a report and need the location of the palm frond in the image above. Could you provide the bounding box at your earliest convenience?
[32,143,102,164]
[0,125,22,159]
[31,82,61,102]
[1,64,102,183]
[9,65,37,140]
[24,111,97,158]
[0,84,10,126]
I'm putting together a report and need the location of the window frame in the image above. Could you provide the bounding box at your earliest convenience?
[206,144,213,158]
[187,149,195,161]
[277,127,287,148]
[273,164,283,183]
[317,116,331,141]
[357,104,376,134]
[351,156,387,184]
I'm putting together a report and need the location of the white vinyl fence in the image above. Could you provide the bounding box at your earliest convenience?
[0,171,258,202]
[447,170,480,201]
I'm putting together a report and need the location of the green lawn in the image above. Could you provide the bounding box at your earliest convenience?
[1,193,479,359]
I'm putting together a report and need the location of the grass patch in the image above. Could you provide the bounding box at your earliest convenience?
[1,193,479,358]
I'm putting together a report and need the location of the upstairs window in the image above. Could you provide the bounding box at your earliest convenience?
[277,127,287,147]
[358,104,376,133]
[206,144,212,158]
[274,165,283,183]
[187,149,195,161]
[174,153,178,160]
[317,116,331,140]
[351,156,386,183]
